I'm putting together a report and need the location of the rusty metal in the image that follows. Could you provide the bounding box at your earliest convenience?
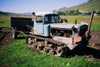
[26,25,33,32]
[73,36,82,44]
[10,11,93,57]
[20,31,27,36]
[75,19,77,24]
[24,32,70,56]
[87,10,94,34]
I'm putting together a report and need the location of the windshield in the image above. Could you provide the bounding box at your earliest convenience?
[44,14,59,24]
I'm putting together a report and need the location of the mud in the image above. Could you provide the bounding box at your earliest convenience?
[89,30,100,50]
[0,27,15,48]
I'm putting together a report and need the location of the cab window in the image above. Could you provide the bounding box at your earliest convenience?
[36,16,43,23]
[45,15,59,24]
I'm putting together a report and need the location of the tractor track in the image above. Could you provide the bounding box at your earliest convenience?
[26,34,70,57]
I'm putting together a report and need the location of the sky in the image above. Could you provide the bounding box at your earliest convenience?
[0,0,89,13]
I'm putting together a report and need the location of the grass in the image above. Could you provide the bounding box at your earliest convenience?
[0,16,100,67]
[61,16,100,31]
[0,34,100,67]
[0,16,10,27]
[0,16,34,27]
[0,16,100,30]
[0,1,100,66]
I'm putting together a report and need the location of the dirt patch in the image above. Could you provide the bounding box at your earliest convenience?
[0,27,15,48]
[85,30,100,62]
[89,30,100,50]
[0,50,6,53]
[70,30,100,62]
[83,55,94,62]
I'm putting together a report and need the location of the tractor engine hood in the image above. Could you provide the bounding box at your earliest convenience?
[49,23,80,30]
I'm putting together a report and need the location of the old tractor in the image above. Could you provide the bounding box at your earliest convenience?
[10,10,94,57]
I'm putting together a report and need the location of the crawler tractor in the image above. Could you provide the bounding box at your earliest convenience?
[10,10,94,57]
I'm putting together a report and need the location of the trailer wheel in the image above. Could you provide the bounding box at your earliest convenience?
[12,27,17,39]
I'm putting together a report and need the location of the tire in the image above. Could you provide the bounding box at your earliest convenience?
[12,27,17,39]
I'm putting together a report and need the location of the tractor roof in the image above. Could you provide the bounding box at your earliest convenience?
[36,12,58,16]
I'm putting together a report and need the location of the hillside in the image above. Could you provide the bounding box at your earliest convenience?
[55,0,100,13]
[0,11,32,16]
[0,11,25,16]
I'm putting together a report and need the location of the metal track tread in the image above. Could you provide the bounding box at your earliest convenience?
[25,33,70,57]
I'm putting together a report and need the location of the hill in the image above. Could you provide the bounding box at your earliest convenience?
[0,11,33,16]
[55,0,100,13]
[0,11,25,16]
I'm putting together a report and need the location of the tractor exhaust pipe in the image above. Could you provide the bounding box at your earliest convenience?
[84,10,94,37]
[73,10,94,44]
[87,10,94,34]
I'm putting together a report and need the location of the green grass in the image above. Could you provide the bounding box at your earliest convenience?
[0,16,10,27]
[0,34,100,67]
[0,16,100,30]
[0,16,34,27]
[61,16,100,31]
[0,16,100,67]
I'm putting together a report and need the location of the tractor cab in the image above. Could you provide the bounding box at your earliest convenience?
[34,12,60,36]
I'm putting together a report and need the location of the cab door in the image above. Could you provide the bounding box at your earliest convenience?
[34,16,44,35]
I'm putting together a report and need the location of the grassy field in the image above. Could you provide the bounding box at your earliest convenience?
[61,16,100,31]
[0,16,34,27]
[0,16,10,27]
[0,34,100,67]
[0,16,100,67]
[0,16,100,30]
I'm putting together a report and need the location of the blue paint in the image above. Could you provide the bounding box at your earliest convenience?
[34,16,44,35]
[33,13,81,36]
[43,25,50,36]
[34,13,60,36]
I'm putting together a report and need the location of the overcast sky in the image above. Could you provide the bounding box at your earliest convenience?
[0,0,89,13]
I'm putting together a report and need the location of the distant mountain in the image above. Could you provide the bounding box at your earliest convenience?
[0,11,25,16]
[54,0,100,13]
[23,12,33,16]
[0,11,33,16]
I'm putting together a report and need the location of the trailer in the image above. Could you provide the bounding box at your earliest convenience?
[10,10,94,57]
